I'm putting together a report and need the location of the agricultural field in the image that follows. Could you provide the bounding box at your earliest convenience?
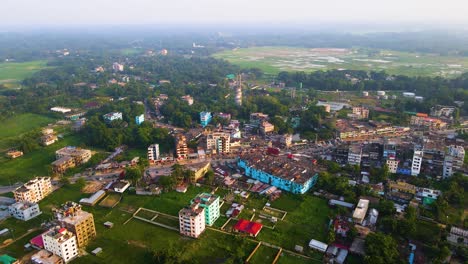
[0,60,50,87]
[213,46,468,77]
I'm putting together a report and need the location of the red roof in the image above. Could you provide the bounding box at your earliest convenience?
[233,219,263,237]
[30,233,44,248]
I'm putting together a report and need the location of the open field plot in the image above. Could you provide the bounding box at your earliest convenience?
[277,252,317,264]
[213,46,468,76]
[0,134,83,185]
[0,60,50,85]
[133,207,179,230]
[99,193,122,208]
[0,135,82,185]
[118,185,212,215]
[262,206,288,220]
[0,113,56,151]
[256,194,332,255]
[248,244,280,264]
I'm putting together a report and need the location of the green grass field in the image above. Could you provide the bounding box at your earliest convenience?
[257,194,333,252]
[0,181,333,263]
[0,113,55,150]
[249,245,279,264]
[0,134,83,184]
[213,46,468,77]
[0,60,50,86]
[0,183,257,263]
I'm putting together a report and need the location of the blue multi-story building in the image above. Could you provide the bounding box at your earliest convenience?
[237,153,319,194]
[190,193,220,226]
[200,112,212,127]
[135,114,145,125]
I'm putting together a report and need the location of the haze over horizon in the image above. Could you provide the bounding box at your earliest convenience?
[2,0,468,31]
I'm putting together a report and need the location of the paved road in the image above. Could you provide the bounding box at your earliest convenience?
[0,184,23,194]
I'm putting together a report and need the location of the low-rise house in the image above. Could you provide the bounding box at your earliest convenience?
[6,150,23,159]
[308,239,328,252]
[41,134,58,146]
[181,95,194,105]
[260,121,275,135]
[103,112,122,123]
[8,202,41,221]
[107,180,130,193]
[31,250,64,264]
[352,199,369,224]
[388,180,416,194]
[416,188,441,205]
[186,162,211,183]
[233,219,263,237]
[79,190,106,206]
[447,227,468,246]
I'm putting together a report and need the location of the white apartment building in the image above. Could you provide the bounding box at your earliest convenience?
[443,145,465,178]
[411,149,423,176]
[179,204,206,238]
[206,132,231,154]
[13,177,52,203]
[42,227,79,263]
[147,144,160,162]
[8,202,42,221]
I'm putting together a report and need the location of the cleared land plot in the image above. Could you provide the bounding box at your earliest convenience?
[99,193,122,208]
[213,46,468,77]
[0,60,50,85]
[251,213,278,229]
[263,206,288,220]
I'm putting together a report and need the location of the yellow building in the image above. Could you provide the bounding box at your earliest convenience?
[186,162,211,183]
[55,202,96,248]
[388,180,416,194]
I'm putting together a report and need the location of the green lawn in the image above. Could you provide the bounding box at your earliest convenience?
[0,113,55,150]
[249,245,279,264]
[257,194,332,254]
[277,252,316,264]
[0,60,50,85]
[0,134,83,184]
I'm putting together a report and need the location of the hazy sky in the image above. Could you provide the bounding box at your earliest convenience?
[3,0,468,26]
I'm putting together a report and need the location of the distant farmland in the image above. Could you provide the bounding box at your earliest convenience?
[0,60,50,87]
[213,46,468,77]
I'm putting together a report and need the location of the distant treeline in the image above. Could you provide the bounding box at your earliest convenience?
[2,30,468,61]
